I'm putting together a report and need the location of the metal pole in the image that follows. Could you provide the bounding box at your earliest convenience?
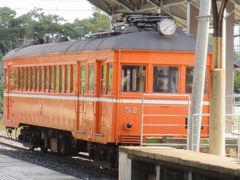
[187,0,211,151]
[209,0,228,157]
[140,94,144,146]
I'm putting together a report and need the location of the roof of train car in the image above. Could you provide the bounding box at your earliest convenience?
[3,28,201,61]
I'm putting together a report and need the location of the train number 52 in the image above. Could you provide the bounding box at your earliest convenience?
[125,106,137,114]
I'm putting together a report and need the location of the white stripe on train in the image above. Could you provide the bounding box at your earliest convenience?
[4,92,210,105]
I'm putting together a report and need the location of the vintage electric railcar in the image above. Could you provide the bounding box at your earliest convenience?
[3,15,212,166]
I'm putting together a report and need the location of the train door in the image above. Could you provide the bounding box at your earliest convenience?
[77,62,87,133]
[95,60,106,135]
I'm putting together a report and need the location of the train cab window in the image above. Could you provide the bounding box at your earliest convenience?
[121,65,146,92]
[88,65,94,91]
[101,64,106,94]
[80,66,86,94]
[185,67,208,93]
[108,64,113,92]
[153,66,179,93]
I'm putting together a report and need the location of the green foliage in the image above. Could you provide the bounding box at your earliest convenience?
[62,12,111,39]
[234,70,240,92]
[234,52,240,64]
[0,7,111,54]
[0,80,3,113]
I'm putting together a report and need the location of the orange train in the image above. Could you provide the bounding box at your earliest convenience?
[3,14,211,167]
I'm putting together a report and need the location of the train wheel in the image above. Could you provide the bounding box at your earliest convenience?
[40,146,48,153]
[57,136,66,155]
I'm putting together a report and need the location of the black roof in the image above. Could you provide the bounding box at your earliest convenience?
[4,29,198,60]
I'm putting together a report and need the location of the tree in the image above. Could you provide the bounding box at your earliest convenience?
[0,7,111,54]
[62,11,111,39]
[0,7,18,53]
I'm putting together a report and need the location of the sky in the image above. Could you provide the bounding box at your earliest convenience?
[0,0,95,22]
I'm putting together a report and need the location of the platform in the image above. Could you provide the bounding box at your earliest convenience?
[0,154,78,180]
[119,146,240,180]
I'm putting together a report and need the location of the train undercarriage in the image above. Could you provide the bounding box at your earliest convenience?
[6,125,118,168]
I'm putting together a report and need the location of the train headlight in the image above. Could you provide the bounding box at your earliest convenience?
[125,121,133,129]
[158,19,176,36]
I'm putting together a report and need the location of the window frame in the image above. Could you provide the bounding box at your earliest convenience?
[107,63,113,94]
[120,64,147,93]
[152,65,180,94]
[185,66,209,95]
[88,64,95,92]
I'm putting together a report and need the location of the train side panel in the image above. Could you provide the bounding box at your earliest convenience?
[114,50,211,144]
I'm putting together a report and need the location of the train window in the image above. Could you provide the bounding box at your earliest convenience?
[80,66,86,94]
[88,65,94,91]
[38,67,41,91]
[108,64,113,92]
[25,67,28,91]
[26,67,30,91]
[49,66,54,91]
[31,67,35,91]
[121,65,146,92]
[24,67,27,90]
[61,65,66,93]
[45,66,49,91]
[101,64,106,94]
[8,68,13,91]
[153,66,179,93]
[56,66,60,92]
[18,68,22,90]
[14,68,18,90]
[35,67,39,91]
[22,67,25,91]
[39,67,45,91]
[66,65,71,93]
[28,67,31,91]
[185,67,208,93]
[17,68,20,90]
[73,65,77,92]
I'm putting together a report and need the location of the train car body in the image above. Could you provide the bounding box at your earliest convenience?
[3,27,212,166]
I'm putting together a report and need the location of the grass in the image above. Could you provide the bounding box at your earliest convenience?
[0,119,5,135]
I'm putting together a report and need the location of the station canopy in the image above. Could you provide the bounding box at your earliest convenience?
[88,0,240,29]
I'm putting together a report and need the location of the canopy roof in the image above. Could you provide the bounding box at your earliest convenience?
[88,0,240,29]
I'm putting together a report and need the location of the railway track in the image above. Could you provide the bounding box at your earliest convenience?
[0,134,118,179]
[0,135,27,150]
